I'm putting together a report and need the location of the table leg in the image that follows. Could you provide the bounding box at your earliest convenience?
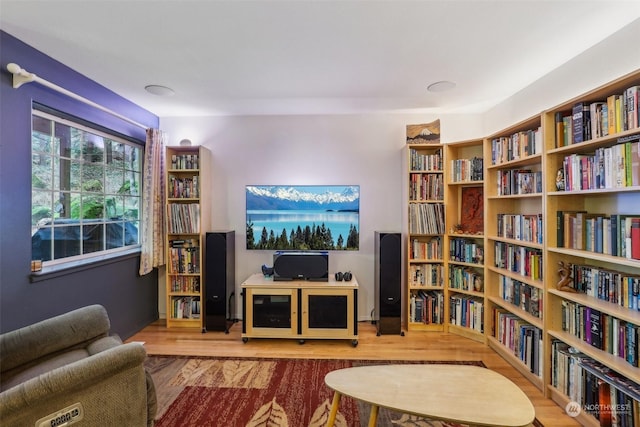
[326,391,342,427]
[367,405,379,427]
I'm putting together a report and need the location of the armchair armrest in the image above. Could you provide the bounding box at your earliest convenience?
[0,305,110,373]
[0,342,149,427]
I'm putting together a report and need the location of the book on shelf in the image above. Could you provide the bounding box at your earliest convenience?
[499,275,542,319]
[410,263,443,287]
[563,115,573,146]
[555,211,640,258]
[490,127,542,165]
[555,112,565,148]
[497,213,543,244]
[411,237,442,260]
[493,242,543,280]
[411,290,444,324]
[560,136,639,191]
[169,175,199,198]
[409,147,443,171]
[167,203,201,234]
[409,203,445,234]
[627,85,640,130]
[168,238,200,274]
[572,102,591,144]
[571,263,640,310]
[632,218,640,260]
[552,340,640,424]
[561,301,639,367]
[410,173,444,201]
[557,85,639,149]
[449,295,484,332]
[171,154,199,170]
[449,238,484,264]
[589,101,607,140]
[493,308,543,376]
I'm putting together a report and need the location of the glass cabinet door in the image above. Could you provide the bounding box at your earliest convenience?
[244,288,298,337]
[301,288,356,338]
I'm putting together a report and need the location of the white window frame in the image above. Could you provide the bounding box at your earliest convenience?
[31,109,143,269]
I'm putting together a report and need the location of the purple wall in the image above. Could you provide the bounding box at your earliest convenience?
[0,31,159,337]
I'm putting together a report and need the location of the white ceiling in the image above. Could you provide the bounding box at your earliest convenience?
[1,0,640,117]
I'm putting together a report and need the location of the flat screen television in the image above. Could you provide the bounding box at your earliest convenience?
[246,185,359,250]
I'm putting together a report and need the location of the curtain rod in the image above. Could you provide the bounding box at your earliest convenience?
[6,62,148,130]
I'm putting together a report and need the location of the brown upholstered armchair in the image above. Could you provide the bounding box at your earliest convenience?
[0,304,157,426]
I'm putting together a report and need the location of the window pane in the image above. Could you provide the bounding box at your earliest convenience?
[32,154,52,190]
[69,160,82,191]
[32,224,53,261]
[79,194,105,219]
[69,127,83,160]
[106,222,124,249]
[105,195,123,219]
[127,221,140,244]
[32,190,52,228]
[124,144,140,172]
[105,166,124,195]
[124,196,139,220]
[52,224,81,260]
[82,132,104,163]
[57,191,72,219]
[55,122,73,158]
[53,157,70,191]
[106,140,125,168]
[32,116,52,142]
[32,132,53,155]
[82,222,104,254]
[81,163,104,193]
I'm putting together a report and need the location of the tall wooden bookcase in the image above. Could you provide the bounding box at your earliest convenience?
[406,143,446,332]
[165,145,211,329]
[444,139,486,343]
[484,116,546,391]
[542,71,640,426]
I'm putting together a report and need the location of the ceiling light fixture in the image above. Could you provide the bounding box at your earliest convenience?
[145,84,175,96]
[427,81,456,93]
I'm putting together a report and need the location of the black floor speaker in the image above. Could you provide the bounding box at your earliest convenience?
[204,231,235,333]
[374,231,403,335]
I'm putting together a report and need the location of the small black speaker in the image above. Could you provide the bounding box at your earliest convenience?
[374,231,402,335]
[273,251,328,281]
[205,231,235,333]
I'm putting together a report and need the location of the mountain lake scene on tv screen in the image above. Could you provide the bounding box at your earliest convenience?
[246,185,359,250]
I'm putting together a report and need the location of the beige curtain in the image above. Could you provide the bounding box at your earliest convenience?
[139,128,166,275]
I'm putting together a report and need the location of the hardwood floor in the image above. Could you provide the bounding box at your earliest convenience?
[127,320,580,427]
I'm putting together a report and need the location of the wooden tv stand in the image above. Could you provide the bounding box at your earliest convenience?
[240,273,358,346]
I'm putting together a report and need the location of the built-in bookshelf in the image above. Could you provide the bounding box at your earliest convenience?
[406,143,445,331]
[484,115,545,391]
[444,139,485,342]
[543,70,640,426]
[165,145,211,329]
[403,70,640,421]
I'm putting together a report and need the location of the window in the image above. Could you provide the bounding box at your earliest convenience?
[31,110,143,264]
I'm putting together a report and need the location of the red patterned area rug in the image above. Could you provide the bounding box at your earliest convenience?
[145,357,504,427]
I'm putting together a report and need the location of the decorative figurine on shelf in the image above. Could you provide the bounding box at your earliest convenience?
[556,168,565,191]
[473,276,483,292]
[556,261,577,292]
[451,224,464,234]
